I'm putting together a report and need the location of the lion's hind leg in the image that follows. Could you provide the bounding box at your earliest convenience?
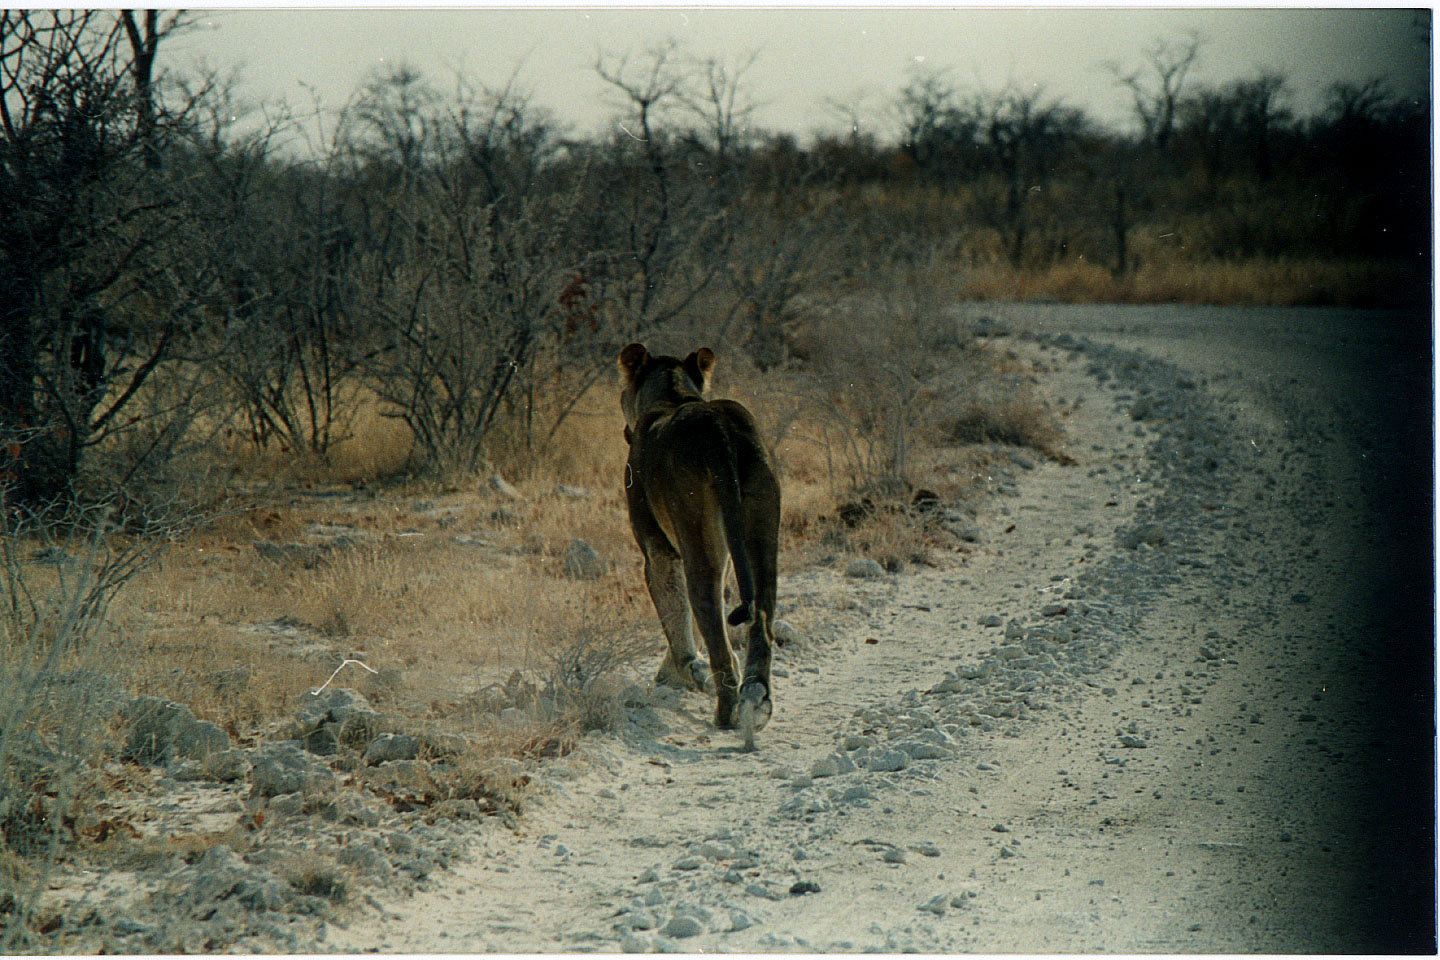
[735,612,774,750]
[654,649,710,691]
[644,547,708,693]
[683,556,740,730]
[736,475,780,748]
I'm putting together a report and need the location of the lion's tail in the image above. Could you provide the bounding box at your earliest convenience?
[713,447,757,628]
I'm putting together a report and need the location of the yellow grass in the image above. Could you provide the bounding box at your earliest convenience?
[111,482,655,741]
[955,256,1424,307]
[220,391,416,488]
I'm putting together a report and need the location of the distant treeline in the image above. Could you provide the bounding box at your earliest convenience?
[0,15,1430,505]
[770,67,1430,269]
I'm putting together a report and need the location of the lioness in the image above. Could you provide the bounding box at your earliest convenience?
[618,343,781,746]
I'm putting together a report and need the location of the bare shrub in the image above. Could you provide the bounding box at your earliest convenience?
[845,500,944,574]
[791,256,962,496]
[937,344,1069,460]
[283,852,349,904]
[541,619,652,733]
[79,361,232,512]
[0,12,261,509]
[355,190,579,478]
[943,397,1067,455]
[713,192,848,370]
[0,501,174,950]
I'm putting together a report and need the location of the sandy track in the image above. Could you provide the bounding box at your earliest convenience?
[338,304,1434,954]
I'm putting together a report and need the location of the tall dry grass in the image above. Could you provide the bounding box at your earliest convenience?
[951,256,1423,307]
[113,492,652,723]
[217,390,417,490]
[823,180,1425,310]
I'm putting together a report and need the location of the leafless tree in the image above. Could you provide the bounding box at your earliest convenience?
[1228,71,1291,181]
[680,49,763,170]
[349,63,440,177]
[446,65,562,209]
[1178,70,1292,181]
[188,80,372,460]
[963,85,1090,266]
[0,9,199,508]
[120,10,166,168]
[1103,32,1204,150]
[355,187,579,477]
[331,66,584,474]
[591,41,709,326]
[820,88,879,148]
[510,42,737,453]
[891,66,972,177]
[595,40,686,153]
[710,174,847,369]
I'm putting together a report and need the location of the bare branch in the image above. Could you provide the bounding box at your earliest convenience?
[679,48,764,160]
[1102,31,1204,148]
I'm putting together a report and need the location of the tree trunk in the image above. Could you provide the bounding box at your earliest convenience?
[0,272,67,508]
[1112,183,1130,278]
[121,10,161,170]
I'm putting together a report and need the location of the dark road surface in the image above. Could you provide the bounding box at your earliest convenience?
[1011,302,1435,952]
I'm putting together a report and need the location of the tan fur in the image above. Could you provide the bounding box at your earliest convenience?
[618,343,782,735]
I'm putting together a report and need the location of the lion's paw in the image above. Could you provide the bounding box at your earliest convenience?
[687,659,713,693]
[655,655,712,693]
[734,681,772,751]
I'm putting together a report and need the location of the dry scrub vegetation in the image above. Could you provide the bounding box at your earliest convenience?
[951,255,1424,307]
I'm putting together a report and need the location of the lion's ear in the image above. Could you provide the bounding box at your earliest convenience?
[686,347,716,394]
[618,343,649,386]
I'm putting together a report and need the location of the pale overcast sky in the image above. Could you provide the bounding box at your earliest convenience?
[168,6,1430,144]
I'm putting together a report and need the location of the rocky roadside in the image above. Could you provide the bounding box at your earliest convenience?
[32,682,501,952]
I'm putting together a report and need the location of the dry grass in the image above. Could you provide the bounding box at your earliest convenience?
[110,483,655,743]
[90,379,660,799]
[0,511,173,950]
[825,181,1424,310]
[219,393,418,489]
[954,256,1425,307]
[105,827,253,873]
[942,397,1068,456]
[731,329,1064,571]
[283,851,349,903]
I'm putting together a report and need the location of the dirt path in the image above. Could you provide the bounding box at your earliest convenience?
[338,305,1434,954]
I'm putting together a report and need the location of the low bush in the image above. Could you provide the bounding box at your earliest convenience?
[0,502,176,949]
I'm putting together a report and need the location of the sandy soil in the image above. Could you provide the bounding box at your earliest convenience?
[332,303,1435,954]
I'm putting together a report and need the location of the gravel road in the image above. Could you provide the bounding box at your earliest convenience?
[338,303,1435,954]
